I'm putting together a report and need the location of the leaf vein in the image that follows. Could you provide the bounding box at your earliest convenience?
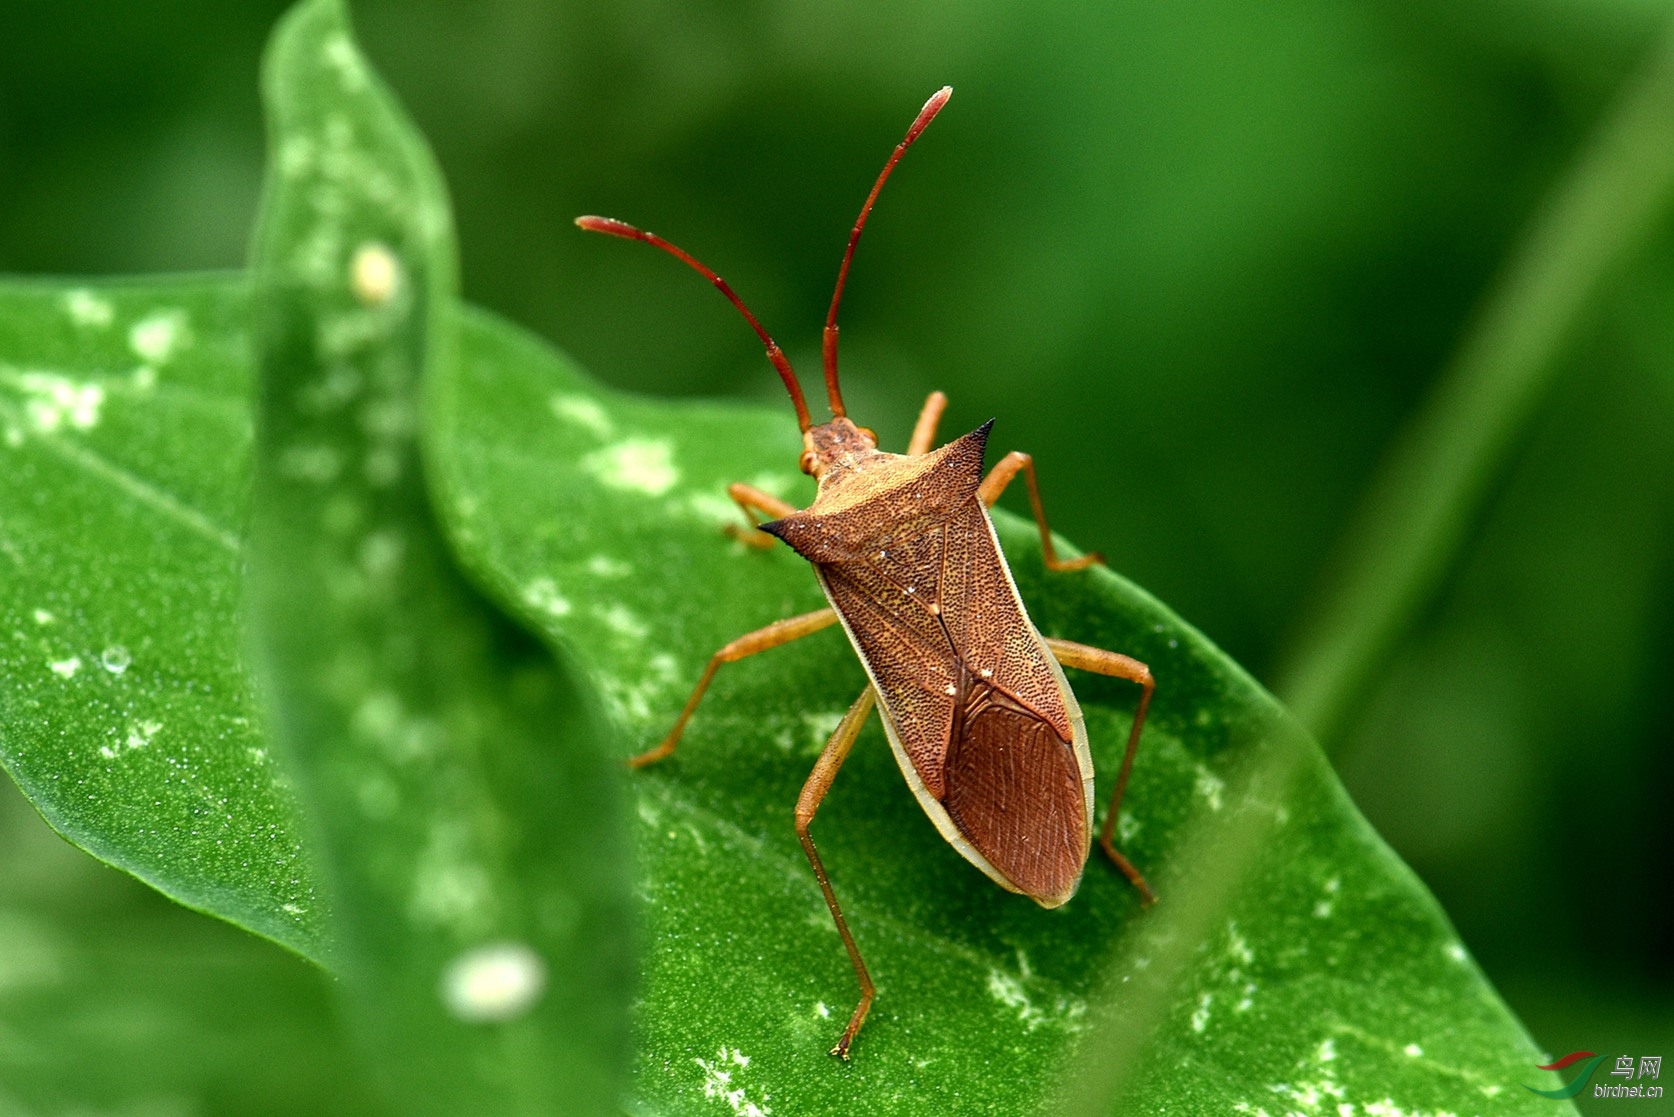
[27,432,242,554]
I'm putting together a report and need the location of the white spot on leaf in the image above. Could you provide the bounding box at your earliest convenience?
[1117,810,1141,843]
[16,373,104,433]
[352,691,402,744]
[523,577,572,618]
[801,710,844,751]
[1226,921,1254,966]
[49,656,81,679]
[586,554,630,578]
[63,289,113,328]
[695,1046,771,1117]
[321,33,368,90]
[128,311,188,364]
[689,489,741,526]
[1190,991,1212,1033]
[583,437,678,495]
[1195,765,1225,811]
[99,719,161,760]
[409,823,495,936]
[596,603,648,641]
[350,242,400,306]
[985,956,1085,1034]
[745,471,797,498]
[550,394,613,439]
[989,968,1047,1030]
[358,530,405,580]
[441,942,547,1023]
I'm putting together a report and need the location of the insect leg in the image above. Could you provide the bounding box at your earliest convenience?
[1043,638,1157,906]
[978,452,1105,572]
[906,389,948,454]
[795,686,879,1059]
[629,609,839,767]
[724,482,798,549]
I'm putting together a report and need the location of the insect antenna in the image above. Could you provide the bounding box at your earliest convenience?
[821,86,953,419]
[575,215,813,432]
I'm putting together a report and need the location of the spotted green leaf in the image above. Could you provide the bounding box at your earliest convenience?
[0,274,328,960]
[431,313,1571,1114]
[244,1,631,1111]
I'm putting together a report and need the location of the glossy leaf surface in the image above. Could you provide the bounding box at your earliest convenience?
[0,274,326,959]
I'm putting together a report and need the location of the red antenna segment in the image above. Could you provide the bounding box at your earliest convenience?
[821,86,952,418]
[575,215,814,432]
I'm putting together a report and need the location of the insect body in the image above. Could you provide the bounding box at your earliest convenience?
[577,86,1155,1059]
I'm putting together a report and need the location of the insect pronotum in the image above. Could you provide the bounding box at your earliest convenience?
[577,86,1155,1059]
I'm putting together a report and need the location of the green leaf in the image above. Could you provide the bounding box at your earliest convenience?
[0,777,382,1116]
[0,273,327,961]
[245,1,632,1112]
[430,309,1569,1112]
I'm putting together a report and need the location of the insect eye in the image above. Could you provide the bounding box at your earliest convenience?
[799,450,817,475]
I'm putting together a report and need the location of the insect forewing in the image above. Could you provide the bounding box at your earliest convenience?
[766,426,1095,906]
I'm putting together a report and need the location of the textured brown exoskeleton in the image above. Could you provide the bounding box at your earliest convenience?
[576,86,1155,1059]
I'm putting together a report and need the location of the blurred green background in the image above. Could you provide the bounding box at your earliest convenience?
[1,0,1669,1107]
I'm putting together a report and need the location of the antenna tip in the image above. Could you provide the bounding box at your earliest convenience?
[907,87,953,143]
[575,215,642,239]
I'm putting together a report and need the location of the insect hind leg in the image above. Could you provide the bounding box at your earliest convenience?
[795,687,879,1058]
[1043,638,1157,906]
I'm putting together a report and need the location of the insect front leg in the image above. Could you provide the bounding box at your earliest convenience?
[629,608,838,767]
[906,389,948,454]
[795,686,879,1059]
[724,482,798,549]
[978,452,1105,572]
[1043,637,1157,906]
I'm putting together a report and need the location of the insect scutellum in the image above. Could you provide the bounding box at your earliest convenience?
[575,86,952,483]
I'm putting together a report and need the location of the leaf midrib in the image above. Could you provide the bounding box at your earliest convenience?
[0,405,241,554]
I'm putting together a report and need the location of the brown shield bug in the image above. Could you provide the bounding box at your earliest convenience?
[577,86,1155,1058]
